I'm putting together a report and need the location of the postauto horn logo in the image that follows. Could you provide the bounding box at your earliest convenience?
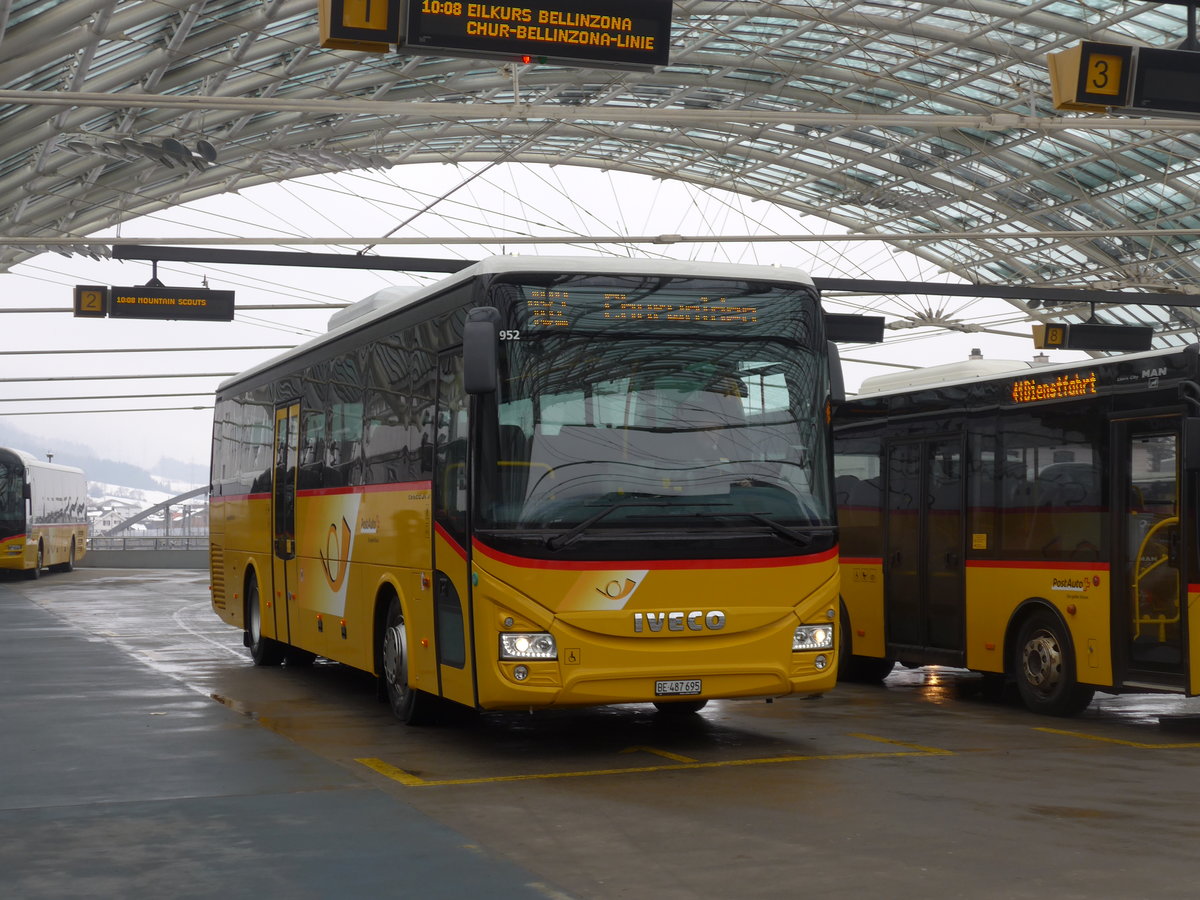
[321,518,352,591]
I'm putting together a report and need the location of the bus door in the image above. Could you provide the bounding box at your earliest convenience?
[432,350,474,707]
[271,403,300,646]
[1115,417,1186,691]
[884,436,966,666]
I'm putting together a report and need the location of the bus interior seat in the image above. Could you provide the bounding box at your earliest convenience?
[835,474,860,506]
[498,424,531,500]
[847,476,882,510]
[1036,462,1099,508]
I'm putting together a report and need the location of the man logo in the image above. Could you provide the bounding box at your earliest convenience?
[320,517,352,591]
[597,578,638,601]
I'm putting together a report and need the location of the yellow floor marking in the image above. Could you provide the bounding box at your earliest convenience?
[1036,726,1200,750]
[620,746,698,763]
[355,733,952,787]
[847,733,951,752]
[357,757,428,786]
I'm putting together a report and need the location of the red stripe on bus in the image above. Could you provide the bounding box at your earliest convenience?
[841,557,1111,572]
[965,559,1110,571]
[213,482,432,503]
[435,522,468,560]
[210,492,270,503]
[471,539,837,571]
[300,481,432,498]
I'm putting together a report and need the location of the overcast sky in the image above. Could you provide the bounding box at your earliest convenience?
[0,162,1086,475]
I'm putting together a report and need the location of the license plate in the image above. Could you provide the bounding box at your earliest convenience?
[655,679,702,696]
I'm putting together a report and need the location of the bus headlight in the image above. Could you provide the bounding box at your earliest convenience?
[500,632,557,660]
[793,623,834,652]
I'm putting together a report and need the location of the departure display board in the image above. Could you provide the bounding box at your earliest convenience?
[403,0,672,69]
[108,286,236,321]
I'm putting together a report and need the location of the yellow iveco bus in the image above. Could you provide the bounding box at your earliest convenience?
[209,255,844,723]
[834,345,1200,716]
[0,447,87,577]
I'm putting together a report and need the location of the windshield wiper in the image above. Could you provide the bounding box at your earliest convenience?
[695,511,835,548]
[545,499,674,551]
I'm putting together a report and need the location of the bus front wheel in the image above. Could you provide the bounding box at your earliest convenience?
[26,542,43,580]
[246,575,285,667]
[381,596,437,725]
[1012,610,1094,716]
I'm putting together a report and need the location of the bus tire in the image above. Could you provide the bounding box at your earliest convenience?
[842,655,897,683]
[653,700,708,714]
[381,595,437,725]
[52,539,75,573]
[837,603,895,683]
[245,574,285,667]
[1012,609,1094,716]
[26,542,43,580]
[284,648,317,667]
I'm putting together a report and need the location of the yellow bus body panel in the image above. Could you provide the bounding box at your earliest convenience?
[839,557,1115,688]
[964,562,1113,685]
[470,544,841,709]
[0,524,87,572]
[212,485,841,708]
[838,558,886,659]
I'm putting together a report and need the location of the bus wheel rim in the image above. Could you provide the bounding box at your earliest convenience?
[383,621,408,694]
[1022,631,1062,693]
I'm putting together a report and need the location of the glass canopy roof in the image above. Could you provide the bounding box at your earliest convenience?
[1,0,1199,346]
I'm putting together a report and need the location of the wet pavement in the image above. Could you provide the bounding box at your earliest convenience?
[0,570,557,900]
[5,568,1200,898]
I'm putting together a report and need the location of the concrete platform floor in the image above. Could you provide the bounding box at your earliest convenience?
[5,568,1200,899]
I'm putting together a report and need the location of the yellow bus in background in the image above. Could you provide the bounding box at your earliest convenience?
[0,447,87,577]
[209,256,844,723]
[834,345,1200,716]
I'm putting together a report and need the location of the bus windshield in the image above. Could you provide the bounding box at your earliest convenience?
[0,459,25,539]
[479,332,832,546]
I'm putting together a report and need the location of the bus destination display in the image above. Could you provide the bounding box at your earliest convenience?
[1010,371,1098,404]
[403,0,672,69]
[523,289,760,330]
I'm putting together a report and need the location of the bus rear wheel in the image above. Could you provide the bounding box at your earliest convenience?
[246,575,285,667]
[381,596,437,725]
[52,539,75,573]
[1013,610,1094,716]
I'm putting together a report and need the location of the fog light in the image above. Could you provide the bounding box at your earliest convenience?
[513,665,529,681]
[814,654,828,670]
[793,623,834,651]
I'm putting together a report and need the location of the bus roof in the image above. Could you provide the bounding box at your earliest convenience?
[0,447,85,476]
[326,255,817,332]
[220,255,818,393]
